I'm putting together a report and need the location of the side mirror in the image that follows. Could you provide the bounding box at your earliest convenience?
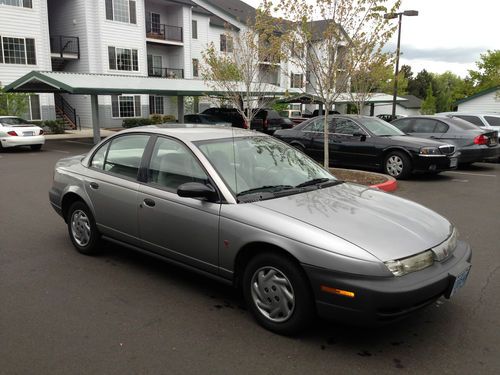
[353,132,367,141]
[177,182,217,201]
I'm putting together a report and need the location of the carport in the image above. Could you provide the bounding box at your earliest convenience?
[5,71,287,144]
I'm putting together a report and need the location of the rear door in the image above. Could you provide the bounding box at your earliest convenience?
[303,117,336,162]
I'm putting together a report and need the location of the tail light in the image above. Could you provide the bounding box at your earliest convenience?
[7,131,18,136]
[39,129,44,135]
[473,134,488,145]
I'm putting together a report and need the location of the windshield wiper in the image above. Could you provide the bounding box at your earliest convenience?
[295,178,341,188]
[237,185,294,197]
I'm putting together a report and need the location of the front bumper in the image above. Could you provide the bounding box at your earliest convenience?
[303,240,472,324]
[413,152,459,172]
[0,135,45,148]
[458,145,500,163]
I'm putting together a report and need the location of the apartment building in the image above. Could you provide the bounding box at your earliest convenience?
[0,0,317,128]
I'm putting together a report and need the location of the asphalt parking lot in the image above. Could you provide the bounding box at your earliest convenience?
[1,139,499,374]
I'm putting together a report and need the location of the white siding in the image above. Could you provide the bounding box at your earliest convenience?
[362,103,420,117]
[458,91,500,113]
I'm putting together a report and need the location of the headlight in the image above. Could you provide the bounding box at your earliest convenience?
[432,228,458,261]
[420,147,441,155]
[384,250,434,277]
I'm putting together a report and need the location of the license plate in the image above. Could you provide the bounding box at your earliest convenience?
[450,158,458,168]
[448,265,471,298]
[23,131,34,136]
[489,138,498,146]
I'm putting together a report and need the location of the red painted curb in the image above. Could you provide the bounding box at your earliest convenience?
[371,178,398,192]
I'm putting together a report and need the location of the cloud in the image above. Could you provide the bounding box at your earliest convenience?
[384,44,487,64]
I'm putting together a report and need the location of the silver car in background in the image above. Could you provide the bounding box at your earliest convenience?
[49,125,472,335]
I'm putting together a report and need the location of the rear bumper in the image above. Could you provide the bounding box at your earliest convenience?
[303,241,472,324]
[0,135,45,148]
[459,145,500,163]
[412,153,459,172]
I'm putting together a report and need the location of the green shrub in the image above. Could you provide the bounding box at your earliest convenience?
[43,120,65,134]
[162,115,176,123]
[123,118,155,128]
[150,114,164,124]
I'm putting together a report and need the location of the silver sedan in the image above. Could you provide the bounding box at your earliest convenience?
[49,125,472,335]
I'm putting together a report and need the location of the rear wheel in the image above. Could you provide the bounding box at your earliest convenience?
[243,253,314,335]
[67,201,102,255]
[30,144,42,151]
[384,151,412,179]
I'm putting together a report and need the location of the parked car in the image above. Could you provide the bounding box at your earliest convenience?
[377,114,406,122]
[436,112,500,136]
[202,107,293,134]
[0,116,45,151]
[391,116,500,165]
[49,125,471,335]
[184,114,231,127]
[274,115,459,179]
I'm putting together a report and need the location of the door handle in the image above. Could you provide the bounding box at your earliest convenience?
[143,198,156,207]
[89,182,99,189]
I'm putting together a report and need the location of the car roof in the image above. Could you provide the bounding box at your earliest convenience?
[0,116,22,118]
[437,112,500,116]
[118,124,266,142]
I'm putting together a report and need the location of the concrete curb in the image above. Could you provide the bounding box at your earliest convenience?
[330,167,398,192]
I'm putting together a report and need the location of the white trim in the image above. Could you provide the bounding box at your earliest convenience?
[111,94,141,119]
[108,45,139,72]
[0,35,36,66]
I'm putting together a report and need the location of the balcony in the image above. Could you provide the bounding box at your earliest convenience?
[146,22,183,44]
[148,67,184,79]
[50,36,80,59]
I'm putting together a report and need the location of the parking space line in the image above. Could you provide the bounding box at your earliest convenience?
[447,171,497,178]
[65,140,95,145]
[51,149,71,154]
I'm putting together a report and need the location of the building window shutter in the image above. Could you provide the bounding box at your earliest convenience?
[0,36,3,64]
[25,38,36,65]
[111,95,119,117]
[192,20,198,39]
[149,96,155,114]
[129,1,136,24]
[22,0,32,8]
[29,95,41,120]
[192,59,199,77]
[105,0,113,20]
[220,35,225,52]
[134,96,141,117]
[132,49,138,71]
[108,47,116,69]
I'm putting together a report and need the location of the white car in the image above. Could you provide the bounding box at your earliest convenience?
[0,116,45,151]
[436,112,500,136]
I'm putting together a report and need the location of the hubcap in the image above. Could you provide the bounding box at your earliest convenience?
[71,209,91,247]
[250,266,295,323]
[386,155,404,177]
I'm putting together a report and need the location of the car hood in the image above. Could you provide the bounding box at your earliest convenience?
[252,183,452,262]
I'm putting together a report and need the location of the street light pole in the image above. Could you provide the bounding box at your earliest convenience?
[385,10,418,119]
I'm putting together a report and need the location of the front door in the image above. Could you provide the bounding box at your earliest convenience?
[331,118,375,167]
[138,136,221,273]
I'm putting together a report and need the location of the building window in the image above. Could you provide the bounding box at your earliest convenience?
[192,58,199,77]
[220,34,233,53]
[192,20,198,39]
[108,46,138,71]
[0,0,32,8]
[29,94,41,120]
[111,95,141,118]
[0,36,36,65]
[290,73,304,88]
[105,0,136,24]
[149,96,164,115]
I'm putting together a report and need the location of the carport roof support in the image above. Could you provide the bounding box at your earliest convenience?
[4,71,288,96]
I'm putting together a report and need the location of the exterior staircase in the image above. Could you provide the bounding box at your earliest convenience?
[54,93,78,130]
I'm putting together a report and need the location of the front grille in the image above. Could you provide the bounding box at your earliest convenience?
[439,145,455,155]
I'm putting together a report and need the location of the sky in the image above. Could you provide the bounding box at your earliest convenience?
[242,0,500,78]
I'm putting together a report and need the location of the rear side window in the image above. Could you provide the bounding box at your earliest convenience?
[303,117,330,132]
[91,135,150,179]
[454,115,483,127]
[334,119,363,135]
[485,116,500,126]
[412,119,441,133]
[392,119,413,133]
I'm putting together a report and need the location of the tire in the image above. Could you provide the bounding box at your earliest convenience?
[30,144,42,151]
[384,151,412,179]
[67,201,102,255]
[243,253,315,335]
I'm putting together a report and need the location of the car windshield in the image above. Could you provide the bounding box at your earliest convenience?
[0,117,28,125]
[361,118,405,136]
[195,136,336,200]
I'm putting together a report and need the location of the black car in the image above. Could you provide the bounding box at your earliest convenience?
[391,116,500,165]
[274,115,459,179]
[183,114,232,126]
[201,108,293,134]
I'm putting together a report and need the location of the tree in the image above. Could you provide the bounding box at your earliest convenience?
[399,64,413,80]
[468,49,500,92]
[0,86,29,117]
[432,71,469,113]
[420,86,436,114]
[272,0,400,167]
[407,69,433,99]
[201,10,284,128]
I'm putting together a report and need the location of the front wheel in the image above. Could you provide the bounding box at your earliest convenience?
[384,151,412,179]
[67,201,102,255]
[243,253,315,335]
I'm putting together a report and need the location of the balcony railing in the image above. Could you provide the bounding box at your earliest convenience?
[146,22,183,42]
[50,35,80,59]
[148,67,184,79]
